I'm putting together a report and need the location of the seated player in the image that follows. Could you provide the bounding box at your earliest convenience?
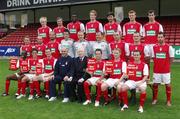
[120,50,149,113]
[101,48,127,105]
[32,48,56,99]
[83,49,105,107]
[2,51,29,96]
[16,48,43,100]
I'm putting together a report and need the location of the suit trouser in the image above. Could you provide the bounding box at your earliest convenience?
[70,80,85,101]
[49,76,71,98]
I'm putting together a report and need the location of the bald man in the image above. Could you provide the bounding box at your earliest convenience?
[49,47,74,103]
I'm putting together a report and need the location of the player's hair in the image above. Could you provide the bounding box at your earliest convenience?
[64,29,70,34]
[31,48,38,53]
[107,12,114,17]
[39,16,47,23]
[133,31,140,35]
[90,10,97,16]
[158,32,165,37]
[128,10,136,14]
[95,49,102,54]
[113,48,121,53]
[96,31,104,35]
[148,10,155,15]
[78,31,84,35]
[23,35,30,41]
[133,50,141,55]
[45,48,51,51]
[56,17,63,21]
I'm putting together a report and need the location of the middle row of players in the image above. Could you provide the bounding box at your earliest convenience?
[22,30,150,63]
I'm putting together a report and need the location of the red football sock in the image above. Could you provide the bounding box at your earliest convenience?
[21,82,27,95]
[118,92,123,103]
[153,84,158,101]
[95,82,102,101]
[17,80,21,95]
[166,85,171,102]
[84,82,91,100]
[122,91,128,105]
[5,79,10,94]
[140,92,146,107]
[45,81,49,95]
[34,81,41,96]
[29,82,34,95]
[103,89,109,102]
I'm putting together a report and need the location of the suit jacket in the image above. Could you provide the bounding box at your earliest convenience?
[73,56,88,81]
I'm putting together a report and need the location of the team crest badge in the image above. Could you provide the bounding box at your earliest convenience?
[150,25,152,29]
[97,64,99,68]
[160,47,162,51]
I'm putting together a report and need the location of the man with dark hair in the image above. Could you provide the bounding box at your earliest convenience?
[47,31,60,59]
[67,14,85,41]
[120,50,149,113]
[2,51,29,96]
[104,12,122,43]
[143,10,163,57]
[20,36,32,58]
[17,48,43,100]
[151,32,174,107]
[83,49,105,107]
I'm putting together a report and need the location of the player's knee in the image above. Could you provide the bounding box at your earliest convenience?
[101,83,107,91]
[117,84,122,92]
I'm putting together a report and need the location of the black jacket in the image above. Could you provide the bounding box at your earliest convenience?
[54,55,74,79]
[73,56,88,81]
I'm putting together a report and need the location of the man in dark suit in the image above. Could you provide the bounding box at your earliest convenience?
[70,48,90,103]
[48,47,74,103]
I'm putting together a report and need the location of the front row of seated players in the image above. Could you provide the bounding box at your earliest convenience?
[2,32,174,113]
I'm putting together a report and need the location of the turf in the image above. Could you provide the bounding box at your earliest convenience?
[0,59,180,119]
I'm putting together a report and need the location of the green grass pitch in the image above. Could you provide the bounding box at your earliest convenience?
[0,59,180,119]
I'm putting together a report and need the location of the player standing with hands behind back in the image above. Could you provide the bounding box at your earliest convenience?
[151,32,174,106]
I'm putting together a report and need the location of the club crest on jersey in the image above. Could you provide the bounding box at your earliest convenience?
[110,26,112,29]
[150,25,152,29]
[91,24,93,27]
[115,64,118,67]
[135,46,138,50]
[65,62,68,65]
[73,25,75,28]
[43,29,44,32]
[160,47,162,51]
[131,25,133,28]
[97,64,99,68]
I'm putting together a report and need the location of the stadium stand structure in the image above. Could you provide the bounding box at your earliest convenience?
[0,17,180,46]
